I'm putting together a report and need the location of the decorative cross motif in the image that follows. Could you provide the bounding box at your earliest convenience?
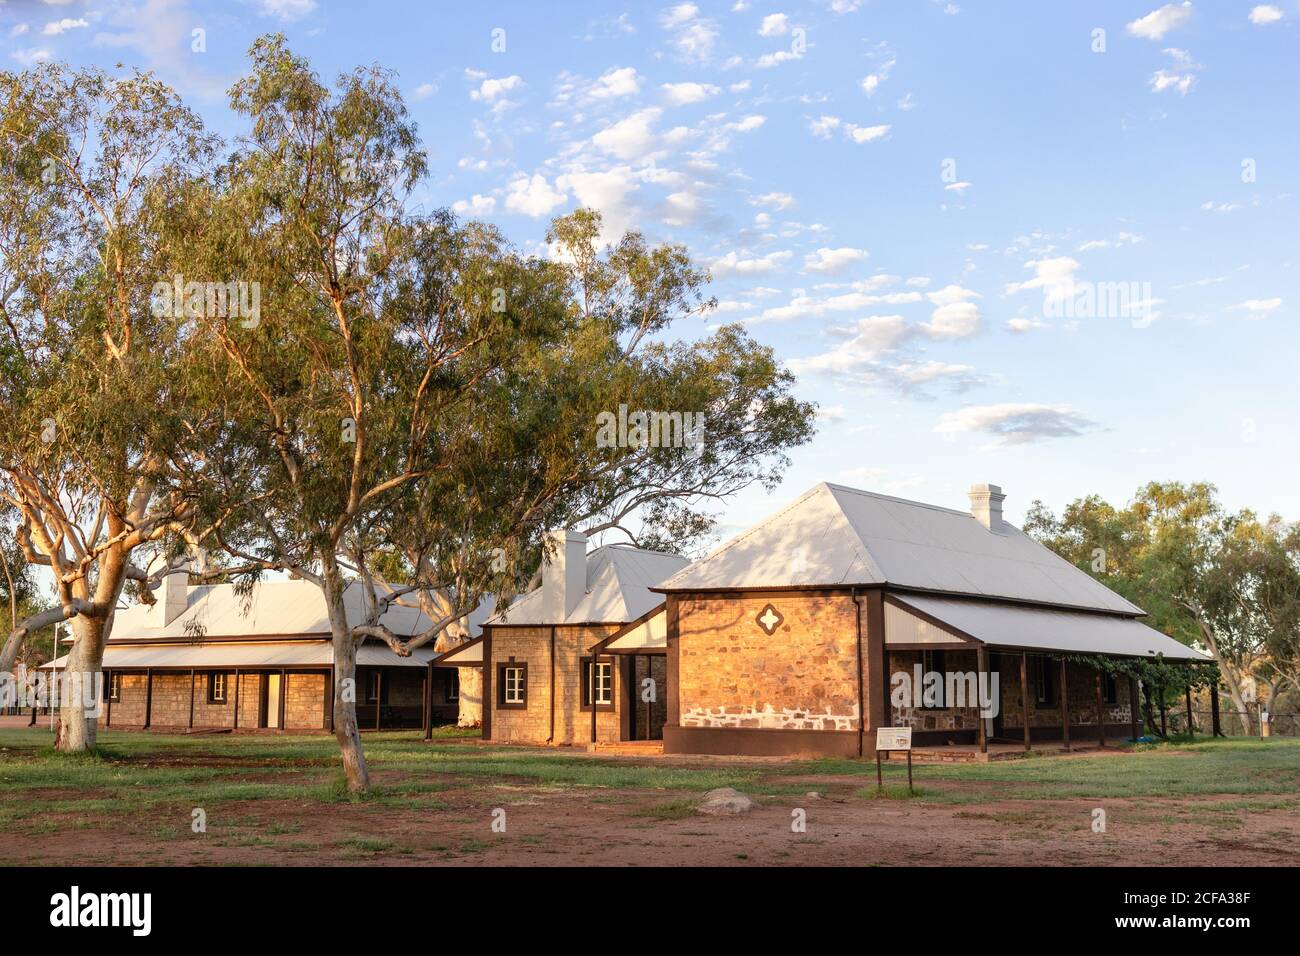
[756,603,784,636]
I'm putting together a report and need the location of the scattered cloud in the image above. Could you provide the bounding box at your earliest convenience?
[412,82,438,101]
[42,18,89,36]
[803,247,869,274]
[660,81,721,105]
[452,194,497,216]
[1248,5,1283,24]
[1229,297,1282,318]
[504,174,568,217]
[589,66,641,100]
[257,0,319,21]
[592,107,663,159]
[759,13,790,36]
[708,249,794,277]
[1006,317,1050,334]
[934,403,1100,446]
[1126,2,1193,41]
[660,3,719,64]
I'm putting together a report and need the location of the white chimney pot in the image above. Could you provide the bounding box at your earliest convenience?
[969,483,1007,533]
[541,530,588,622]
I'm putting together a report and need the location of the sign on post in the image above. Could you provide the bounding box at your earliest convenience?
[874,726,914,794]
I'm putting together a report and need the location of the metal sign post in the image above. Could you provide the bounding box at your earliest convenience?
[874,726,914,794]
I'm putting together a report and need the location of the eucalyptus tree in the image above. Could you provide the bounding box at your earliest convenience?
[0,64,236,750]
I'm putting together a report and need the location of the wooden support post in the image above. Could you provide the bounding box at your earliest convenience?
[374,670,382,730]
[278,668,287,731]
[1211,684,1222,737]
[976,644,988,754]
[1129,675,1140,742]
[1020,652,1032,751]
[143,668,154,729]
[325,665,334,732]
[1060,658,1070,751]
[105,670,113,728]
[590,656,598,745]
[423,661,434,741]
[232,669,241,730]
[188,669,196,729]
[1095,669,1105,748]
[1185,685,1194,738]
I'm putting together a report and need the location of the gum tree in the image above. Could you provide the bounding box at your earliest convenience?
[0,65,230,750]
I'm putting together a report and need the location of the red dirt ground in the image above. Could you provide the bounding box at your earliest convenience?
[9,763,1300,867]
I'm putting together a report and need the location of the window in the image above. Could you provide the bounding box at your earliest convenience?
[1034,657,1058,707]
[446,669,459,702]
[368,672,382,703]
[1102,672,1119,705]
[497,663,527,709]
[207,671,228,704]
[920,650,947,709]
[581,658,614,710]
[108,672,121,703]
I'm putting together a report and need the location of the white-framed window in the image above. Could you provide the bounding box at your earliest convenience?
[207,671,228,704]
[583,658,613,708]
[501,665,526,706]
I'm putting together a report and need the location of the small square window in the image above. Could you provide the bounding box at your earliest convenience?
[207,672,228,704]
[497,663,527,709]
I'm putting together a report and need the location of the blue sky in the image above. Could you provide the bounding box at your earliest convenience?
[5,0,1298,541]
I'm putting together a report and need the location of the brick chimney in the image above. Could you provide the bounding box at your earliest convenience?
[968,483,1006,533]
[163,567,190,625]
[541,530,588,622]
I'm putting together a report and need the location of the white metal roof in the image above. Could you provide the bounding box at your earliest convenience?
[44,640,439,670]
[489,545,689,626]
[434,639,483,666]
[658,482,1144,615]
[893,594,1208,661]
[107,579,453,642]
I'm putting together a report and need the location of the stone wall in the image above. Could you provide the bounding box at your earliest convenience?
[488,625,622,745]
[676,593,863,732]
[887,649,982,732]
[98,670,328,730]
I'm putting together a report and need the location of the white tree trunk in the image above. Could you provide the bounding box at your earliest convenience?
[457,666,483,728]
[57,614,104,753]
[323,567,370,792]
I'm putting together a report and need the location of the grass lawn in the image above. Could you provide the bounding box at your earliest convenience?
[1,729,1297,866]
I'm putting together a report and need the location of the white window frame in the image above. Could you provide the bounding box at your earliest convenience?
[503,666,525,705]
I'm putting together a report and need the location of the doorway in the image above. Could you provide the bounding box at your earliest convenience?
[261,672,283,729]
[626,654,667,741]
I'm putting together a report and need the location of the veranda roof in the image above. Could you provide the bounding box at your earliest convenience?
[43,640,440,670]
[891,594,1209,661]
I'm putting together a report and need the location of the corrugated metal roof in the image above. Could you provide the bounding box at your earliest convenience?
[489,545,688,626]
[107,579,469,642]
[44,640,439,670]
[893,594,1208,660]
[658,482,1144,615]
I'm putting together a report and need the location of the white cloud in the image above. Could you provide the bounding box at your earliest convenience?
[759,13,790,36]
[1249,5,1283,24]
[944,181,972,195]
[803,247,869,274]
[751,191,795,210]
[847,123,891,143]
[921,287,983,340]
[504,174,567,217]
[591,108,663,159]
[590,67,641,100]
[661,81,720,105]
[1150,69,1195,95]
[934,404,1099,446]
[660,3,719,63]
[1006,317,1050,334]
[859,55,896,96]
[1005,257,1080,306]
[11,48,52,65]
[413,82,438,101]
[808,115,841,138]
[1229,297,1282,318]
[42,17,88,35]
[1126,2,1193,40]
[470,75,523,103]
[452,194,497,216]
[9,24,30,38]
[709,249,793,277]
[257,0,318,21]
[1201,200,1241,213]
[756,49,803,68]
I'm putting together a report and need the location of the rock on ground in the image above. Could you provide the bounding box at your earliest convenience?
[696,787,757,815]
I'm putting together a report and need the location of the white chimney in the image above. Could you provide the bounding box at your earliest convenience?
[968,483,1007,533]
[163,567,190,625]
[541,530,588,622]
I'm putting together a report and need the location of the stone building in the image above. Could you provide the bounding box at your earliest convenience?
[648,481,1208,756]
[437,532,687,746]
[44,575,468,733]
